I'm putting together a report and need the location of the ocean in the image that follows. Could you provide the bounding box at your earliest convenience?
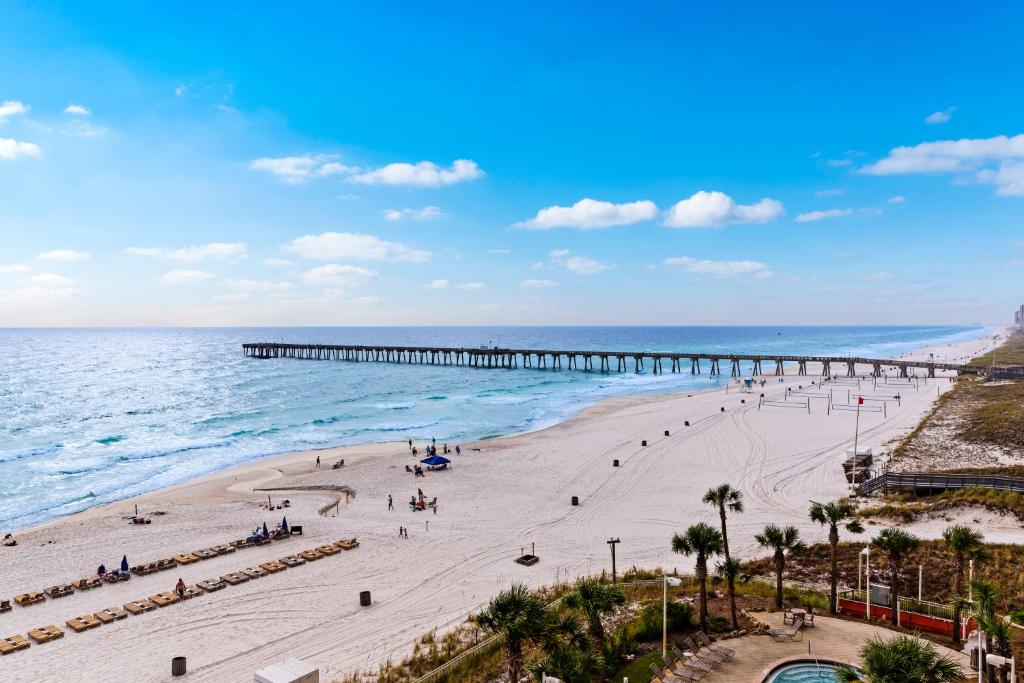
[0,325,990,531]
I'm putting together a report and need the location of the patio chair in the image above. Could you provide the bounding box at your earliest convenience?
[697,631,736,658]
[769,616,804,641]
[680,638,726,664]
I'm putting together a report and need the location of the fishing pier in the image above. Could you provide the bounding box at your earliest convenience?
[242,343,977,378]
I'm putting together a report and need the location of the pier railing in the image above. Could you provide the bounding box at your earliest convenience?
[857,471,1024,496]
[242,342,977,378]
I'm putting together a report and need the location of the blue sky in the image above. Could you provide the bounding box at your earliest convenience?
[1,2,1022,326]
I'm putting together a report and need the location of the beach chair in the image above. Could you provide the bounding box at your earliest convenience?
[180,585,204,600]
[0,600,11,613]
[94,607,128,624]
[193,548,218,560]
[316,545,340,556]
[0,635,30,655]
[230,538,254,549]
[280,555,305,567]
[44,584,74,598]
[150,591,181,607]
[212,544,236,555]
[196,579,226,593]
[260,561,287,573]
[769,616,804,641]
[335,538,359,550]
[220,572,249,586]
[242,566,269,579]
[71,577,103,590]
[131,563,157,576]
[298,549,323,561]
[804,608,816,628]
[697,631,736,658]
[27,626,64,644]
[14,592,45,606]
[124,599,157,615]
[66,614,102,632]
[650,661,701,682]
[679,639,726,665]
[156,558,177,570]
[172,552,201,565]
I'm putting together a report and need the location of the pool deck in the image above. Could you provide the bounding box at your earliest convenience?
[699,611,971,682]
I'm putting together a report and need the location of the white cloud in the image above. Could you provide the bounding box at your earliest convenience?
[0,270,81,305]
[815,188,845,198]
[520,279,558,288]
[0,264,32,274]
[489,248,511,255]
[63,103,90,116]
[826,158,853,168]
[888,195,906,204]
[860,134,1024,196]
[160,269,216,284]
[925,107,956,125]
[0,100,27,120]
[263,258,293,267]
[285,231,430,263]
[174,84,188,97]
[125,242,247,262]
[225,279,293,292]
[249,154,358,184]
[794,208,854,223]
[515,198,657,230]
[548,249,570,259]
[456,282,486,290]
[27,272,75,288]
[530,261,545,270]
[663,256,770,276]
[383,206,446,222]
[349,159,483,187]
[857,272,895,281]
[565,256,612,275]
[38,249,90,262]
[427,279,450,289]
[0,138,40,159]
[663,191,784,228]
[300,264,377,286]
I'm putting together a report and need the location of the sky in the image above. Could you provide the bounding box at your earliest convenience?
[1,2,1022,327]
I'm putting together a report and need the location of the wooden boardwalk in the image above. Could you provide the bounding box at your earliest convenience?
[858,471,1024,496]
[242,343,978,378]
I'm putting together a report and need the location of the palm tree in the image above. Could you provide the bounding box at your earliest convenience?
[871,527,920,626]
[836,633,963,682]
[528,612,601,683]
[809,500,864,614]
[476,583,552,683]
[754,524,805,610]
[714,558,743,628]
[941,524,988,644]
[561,577,626,649]
[959,578,1012,664]
[671,522,724,632]
[703,483,743,629]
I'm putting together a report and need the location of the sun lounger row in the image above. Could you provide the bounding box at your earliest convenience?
[131,558,176,575]
[650,632,737,682]
[0,537,359,656]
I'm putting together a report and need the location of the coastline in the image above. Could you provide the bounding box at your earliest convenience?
[0,326,1006,683]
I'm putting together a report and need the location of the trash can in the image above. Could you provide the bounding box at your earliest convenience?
[720,407,725,412]
[359,591,372,607]
[664,430,670,436]
[571,496,579,506]
[641,440,647,447]
[684,420,690,426]
[171,656,186,677]
[613,459,619,467]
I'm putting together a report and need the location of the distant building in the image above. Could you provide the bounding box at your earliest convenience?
[1017,304,1024,328]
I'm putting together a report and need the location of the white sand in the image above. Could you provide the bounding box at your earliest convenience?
[0,331,1003,683]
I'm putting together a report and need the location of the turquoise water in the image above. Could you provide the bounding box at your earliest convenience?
[766,662,851,682]
[0,325,990,531]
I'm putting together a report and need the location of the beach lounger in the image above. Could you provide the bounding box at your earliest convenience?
[196,579,226,593]
[193,548,218,560]
[212,544,236,555]
[230,538,254,549]
[66,614,102,632]
[260,561,287,573]
[280,555,306,567]
[44,584,74,598]
[0,635,30,655]
[179,585,203,600]
[172,553,201,565]
[14,592,45,606]
[335,538,359,550]
[27,626,64,644]
[0,600,10,613]
[650,661,701,682]
[94,607,128,623]
[156,558,176,570]
[315,545,340,555]
[298,549,323,561]
[150,591,181,607]
[131,563,158,576]
[124,599,157,614]
[242,566,269,579]
[220,572,249,586]
[769,616,804,641]
[679,640,725,665]
[697,631,736,658]
[71,577,103,590]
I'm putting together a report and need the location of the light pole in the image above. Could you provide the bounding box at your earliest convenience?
[663,575,683,661]
[607,538,620,584]
[860,546,871,621]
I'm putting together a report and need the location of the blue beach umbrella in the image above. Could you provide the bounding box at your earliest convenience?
[419,454,451,466]
[120,555,129,572]
[263,521,270,538]
[281,516,289,533]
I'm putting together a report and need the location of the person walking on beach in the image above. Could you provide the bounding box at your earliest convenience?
[455,445,460,456]
[388,494,393,511]
[403,527,409,539]
[315,455,320,468]
[175,577,186,598]
[425,520,429,532]
[408,439,412,451]
[399,525,403,537]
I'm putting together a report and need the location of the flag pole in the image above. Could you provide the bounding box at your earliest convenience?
[852,398,862,491]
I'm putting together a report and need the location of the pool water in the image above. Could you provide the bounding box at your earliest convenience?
[766,662,855,682]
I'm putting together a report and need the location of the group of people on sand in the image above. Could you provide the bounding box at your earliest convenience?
[408,488,437,513]
[408,438,461,457]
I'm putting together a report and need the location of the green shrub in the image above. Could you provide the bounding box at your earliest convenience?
[630,601,693,641]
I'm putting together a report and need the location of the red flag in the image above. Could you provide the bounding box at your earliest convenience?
[858,397,864,405]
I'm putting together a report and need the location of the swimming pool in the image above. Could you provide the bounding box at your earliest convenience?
[765,661,859,682]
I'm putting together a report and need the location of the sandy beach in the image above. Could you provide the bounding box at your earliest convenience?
[0,330,1005,683]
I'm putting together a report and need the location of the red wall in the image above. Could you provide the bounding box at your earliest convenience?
[837,598,975,637]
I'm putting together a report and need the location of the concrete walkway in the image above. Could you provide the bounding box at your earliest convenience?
[699,612,971,682]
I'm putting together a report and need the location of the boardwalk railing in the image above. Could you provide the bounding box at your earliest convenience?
[242,342,977,378]
[858,471,1024,496]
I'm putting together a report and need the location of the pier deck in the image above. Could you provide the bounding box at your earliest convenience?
[242,343,978,378]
